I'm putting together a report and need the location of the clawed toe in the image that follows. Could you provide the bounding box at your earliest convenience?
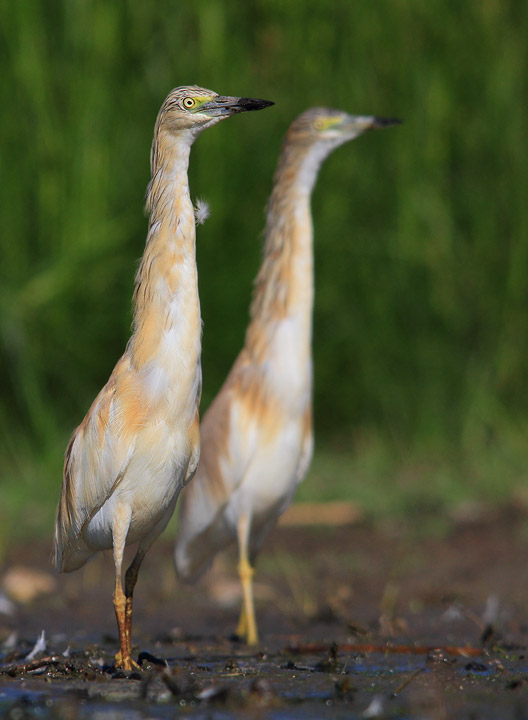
[114,650,140,672]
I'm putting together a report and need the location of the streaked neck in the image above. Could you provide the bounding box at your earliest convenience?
[246,142,325,358]
[130,131,200,372]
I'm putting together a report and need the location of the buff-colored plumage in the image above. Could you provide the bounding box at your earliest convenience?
[53,86,273,669]
[175,109,400,644]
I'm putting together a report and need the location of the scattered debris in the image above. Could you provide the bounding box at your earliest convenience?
[1,655,63,677]
[334,676,355,699]
[481,623,498,646]
[285,641,483,657]
[137,650,167,667]
[281,659,313,672]
[362,695,386,718]
[390,668,424,697]
[223,658,241,672]
[314,642,341,672]
[346,621,371,638]
[196,683,230,703]
[426,648,457,665]
[465,661,489,674]
[25,630,47,660]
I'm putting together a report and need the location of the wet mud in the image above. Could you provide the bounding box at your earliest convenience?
[2,505,528,718]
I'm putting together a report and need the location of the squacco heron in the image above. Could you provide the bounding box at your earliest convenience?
[53,86,273,670]
[175,108,399,645]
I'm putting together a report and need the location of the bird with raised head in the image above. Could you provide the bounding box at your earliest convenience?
[53,85,273,670]
[175,108,400,645]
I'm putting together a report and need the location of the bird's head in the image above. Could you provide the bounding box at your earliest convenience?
[156,85,274,139]
[288,108,401,152]
[272,108,400,195]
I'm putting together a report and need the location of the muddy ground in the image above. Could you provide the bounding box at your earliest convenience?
[2,504,528,718]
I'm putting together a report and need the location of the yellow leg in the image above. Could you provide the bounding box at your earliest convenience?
[237,515,259,646]
[113,579,131,669]
[113,503,171,669]
[112,504,139,671]
[121,550,145,668]
[235,603,247,639]
[114,587,140,670]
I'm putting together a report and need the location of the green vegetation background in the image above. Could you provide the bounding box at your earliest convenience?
[1,1,527,544]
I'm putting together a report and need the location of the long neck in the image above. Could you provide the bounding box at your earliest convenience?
[129,129,200,379]
[245,141,325,360]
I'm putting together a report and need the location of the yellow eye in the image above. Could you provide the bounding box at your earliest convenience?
[183,97,196,109]
[314,117,326,131]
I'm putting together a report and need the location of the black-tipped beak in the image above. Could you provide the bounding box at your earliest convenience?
[200,95,274,117]
[337,114,402,135]
[371,117,402,129]
[233,97,275,112]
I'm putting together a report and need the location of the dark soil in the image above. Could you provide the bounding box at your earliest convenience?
[2,504,528,718]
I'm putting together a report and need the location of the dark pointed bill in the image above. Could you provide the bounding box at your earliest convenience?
[201,96,274,116]
[371,117,402,128]
[336,114,402,134]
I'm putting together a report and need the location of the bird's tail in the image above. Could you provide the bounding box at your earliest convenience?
[175,476,235,582]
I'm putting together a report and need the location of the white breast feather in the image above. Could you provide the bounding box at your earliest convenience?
[266,318,311,412]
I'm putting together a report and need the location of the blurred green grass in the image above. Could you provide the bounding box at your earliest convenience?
[1,1,528,548]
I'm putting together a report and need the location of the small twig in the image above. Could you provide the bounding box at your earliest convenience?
[285,642,483,657]
[160,667,181,696]
[390,668,424,698]
[0,655,63,676]
[461,606,486,632]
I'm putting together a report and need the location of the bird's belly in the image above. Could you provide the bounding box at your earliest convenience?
[83,428,192,551]
[226,420,305,527]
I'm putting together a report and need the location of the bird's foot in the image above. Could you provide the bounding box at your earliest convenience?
[114,649,140,671]
[245,626,259,646]
[233,618,259,646]
[235,609,247,639]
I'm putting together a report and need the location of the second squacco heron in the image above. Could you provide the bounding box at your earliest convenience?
[53,85,273,669]
[175,108,400,644]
